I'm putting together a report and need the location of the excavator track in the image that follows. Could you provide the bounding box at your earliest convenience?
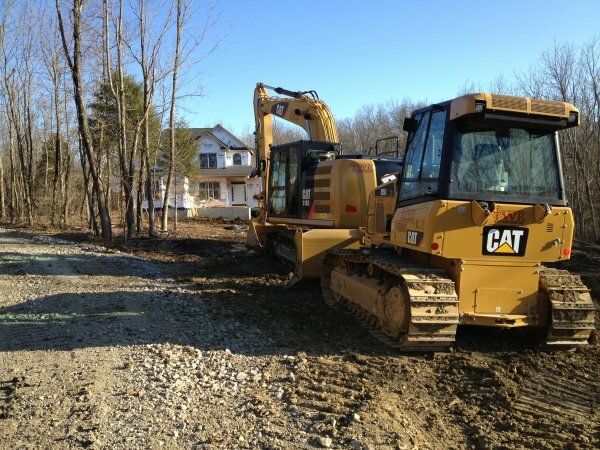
[267,230,297,268]
[539,268,596,349]
[322,249,459,351]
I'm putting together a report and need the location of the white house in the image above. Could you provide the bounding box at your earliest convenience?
[142,125,262,218]
[195,125,261,208]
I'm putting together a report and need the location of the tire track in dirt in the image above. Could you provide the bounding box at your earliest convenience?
[0,376,22,419]
[434,351,599,449]
[291,355,370,421]
[509,359,599,448]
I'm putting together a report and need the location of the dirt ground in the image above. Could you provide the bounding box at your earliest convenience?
[0,218,598,450]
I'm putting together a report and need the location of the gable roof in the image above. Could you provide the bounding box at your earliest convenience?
[161,127,211,140]
[197,133,233,150]
[163,125,253,153]
[198,133,226,147]
[196,124,253,154]
[187,128,213,139]
[211,124,247,146]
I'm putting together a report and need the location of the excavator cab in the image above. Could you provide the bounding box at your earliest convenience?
[264,139,402,280]
[267,140,340,219]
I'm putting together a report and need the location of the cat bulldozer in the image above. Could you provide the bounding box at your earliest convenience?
[322,93,596,350]
[247,83,402,282]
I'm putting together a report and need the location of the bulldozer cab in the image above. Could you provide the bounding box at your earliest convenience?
[396,94,577,209]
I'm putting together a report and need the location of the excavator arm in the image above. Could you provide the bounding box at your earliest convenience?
[253,82,339,176]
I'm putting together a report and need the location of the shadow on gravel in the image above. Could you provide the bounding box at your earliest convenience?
[121,237,243,256]
[0,282,398,356]
[0,228,164,279]
[0,251,160,278]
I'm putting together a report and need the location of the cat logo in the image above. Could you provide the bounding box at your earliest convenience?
[406,230,424,247]
[482,226,529,257]
[271,102,288,117]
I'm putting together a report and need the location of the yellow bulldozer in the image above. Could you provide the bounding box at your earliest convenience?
[321,93,596,351]
[247,83,402,281]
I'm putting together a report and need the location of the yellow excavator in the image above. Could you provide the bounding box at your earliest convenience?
[322,93,596,350]
[247,83,402,281]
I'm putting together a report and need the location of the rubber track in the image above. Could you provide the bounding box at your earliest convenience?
[321,249,459,351]
[539,268,596,349]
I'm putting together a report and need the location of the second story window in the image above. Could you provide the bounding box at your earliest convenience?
[233,153,242,165]
[200,153,217,168]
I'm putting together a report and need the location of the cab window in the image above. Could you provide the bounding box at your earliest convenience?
[421,109,447,179]
[398,108,448,202]
[269,150,287,214]
[402,111,429,182]
[269,147,301,217]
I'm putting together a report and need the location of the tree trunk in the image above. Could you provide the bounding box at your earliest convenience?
[51,63,62,227]
[161,0,182,232]
[6,117,15,222]
[62,154,71,226]
[0,155,5,220]
[79,139,99,236]
[56,0,111,240]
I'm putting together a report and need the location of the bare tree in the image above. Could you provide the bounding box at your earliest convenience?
[128,0,174,237]
[160,0,183,232]
[1,4,39,226]
[337,99,422,155]
[56,0,112,240]
[161,0,220,232]
[103,0,138,239]
[41,11,71,226]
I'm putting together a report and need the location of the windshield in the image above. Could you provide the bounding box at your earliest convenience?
[450,127,562,202]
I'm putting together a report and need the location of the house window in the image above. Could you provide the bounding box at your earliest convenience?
[198,181,221,200]
[200,153,217,168]
[233,153,242,165]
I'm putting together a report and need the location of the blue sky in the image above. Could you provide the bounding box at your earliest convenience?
[179,0,600,136]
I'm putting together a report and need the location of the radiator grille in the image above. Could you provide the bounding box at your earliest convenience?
[546,223,554,232]
[531,100,566,116]
[491,95,527,111]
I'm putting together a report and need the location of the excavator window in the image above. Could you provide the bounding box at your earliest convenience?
[402,111,430,182]
[305,149,337,164]
[268,145,302,217]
